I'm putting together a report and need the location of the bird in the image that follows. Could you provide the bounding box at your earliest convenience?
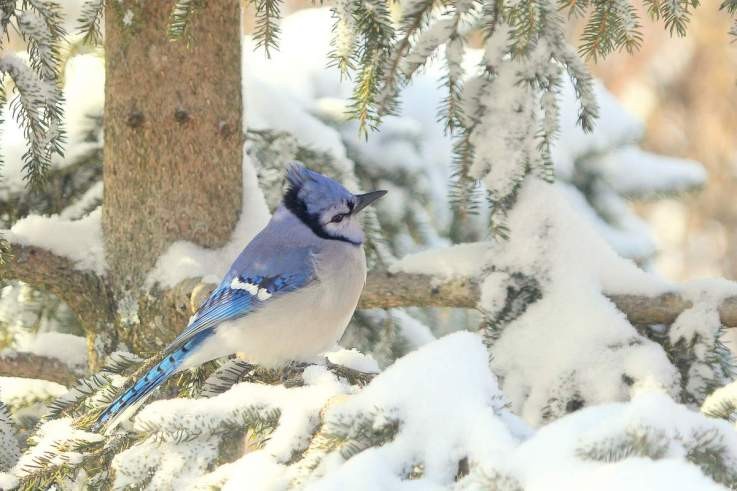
[93,163,386,432]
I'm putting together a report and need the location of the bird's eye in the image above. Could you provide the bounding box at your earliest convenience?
[330,214,345,224]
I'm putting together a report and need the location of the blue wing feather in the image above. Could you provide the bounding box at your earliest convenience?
[166,247,317,352]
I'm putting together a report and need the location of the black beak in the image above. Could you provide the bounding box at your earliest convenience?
[352,190,387,214]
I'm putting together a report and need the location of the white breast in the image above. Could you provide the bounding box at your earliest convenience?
[182,242,367,369]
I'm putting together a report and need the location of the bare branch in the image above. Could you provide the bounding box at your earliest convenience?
[359,271,478,309]
[0,351,79,386]
[360,272,737,328]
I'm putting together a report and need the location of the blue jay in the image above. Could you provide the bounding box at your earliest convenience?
[94,163,386,431]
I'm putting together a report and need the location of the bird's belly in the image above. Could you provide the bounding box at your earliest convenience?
[184,245,366,368]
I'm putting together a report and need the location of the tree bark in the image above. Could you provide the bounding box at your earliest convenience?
[0,352,79,386]
[103,1,243,290]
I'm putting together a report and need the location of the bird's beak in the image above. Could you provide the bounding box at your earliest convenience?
[352,190,387,214]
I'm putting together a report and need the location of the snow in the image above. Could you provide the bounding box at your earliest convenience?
[558,182,658,262]
[668,278,737,402]
[403,18,455,77]
[7,208,106,275]
[113,362,354,489]
[507,392,737,491]
[304,332,523,490]
[0,473,17,490]
[14,418,102,478]
[390,310,436,350]
[0,376,67,407]
[0,375,67,425]
[589,145,706,198]
[59,181,103,220]
[21,332,87,370]
[325,348,380,374]
[390,242,490,278]
[486,181,679,423]
[122,9,134,26]
[479,272,511,314]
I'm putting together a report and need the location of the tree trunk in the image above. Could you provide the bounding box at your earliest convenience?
[103,1,243,291]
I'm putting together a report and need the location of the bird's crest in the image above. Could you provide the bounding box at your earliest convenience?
[284,162,354,215]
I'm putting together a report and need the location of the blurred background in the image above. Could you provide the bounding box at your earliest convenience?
[583,0,737,281]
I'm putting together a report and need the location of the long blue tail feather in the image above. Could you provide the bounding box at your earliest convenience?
[93,331,210,432]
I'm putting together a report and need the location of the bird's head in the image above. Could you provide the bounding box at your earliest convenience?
[282,162,387,245]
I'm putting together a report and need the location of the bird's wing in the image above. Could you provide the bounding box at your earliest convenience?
[165,245,317,352]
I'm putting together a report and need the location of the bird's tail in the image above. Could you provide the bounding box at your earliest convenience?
[93,333,208,433]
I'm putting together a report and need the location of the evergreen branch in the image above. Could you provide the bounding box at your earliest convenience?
[543,5,599,132]
[201,358,256,398]
[77,0,104,45]
[558,0,590,17]
[721,0,737,13]
[685,428,737,488]
[375,0,435,117]
[502,0,543,56]
[17,9,61,80]
[25,0,66,45]
[0,1,13,40]
[719,0,737,39]
[348,0,394,136]
[578,0,643,61]
[0,399,19,472]
[328,0,357,78]
[402,17,455,79]
[292,408,399,487]
[448,129,483,216]
[0,2,67,188]
[174,359,219,398]
[659,0,699,37]
[577,425,669,462]
[250,0,282,58]
[0,55,65,189]
[46,353,140,421]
